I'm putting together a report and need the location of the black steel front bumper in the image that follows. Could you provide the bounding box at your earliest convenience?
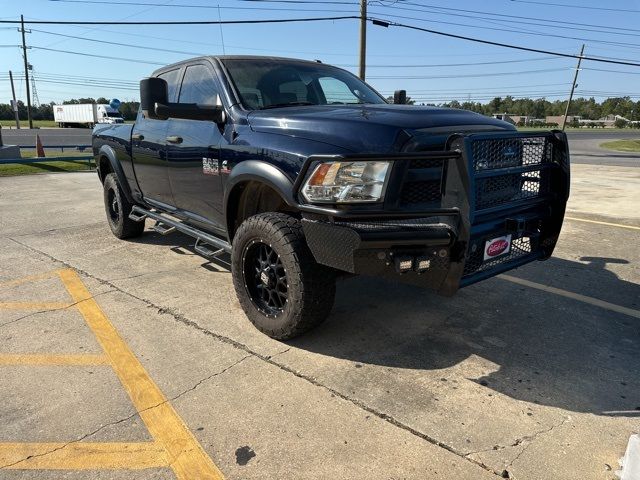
[295,131,570,296]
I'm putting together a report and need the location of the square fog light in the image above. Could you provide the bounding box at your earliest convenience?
[415,256,432,273]
[394,255,414,273]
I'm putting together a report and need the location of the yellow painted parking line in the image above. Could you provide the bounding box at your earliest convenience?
[58,269,225,480]
[0,442,167,470]
[565,216,640,231]
[0,271,59,288]
[0,301,71,310]
[0,353,109,366]
[501,274,640,319]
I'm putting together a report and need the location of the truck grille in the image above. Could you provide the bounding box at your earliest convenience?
[399,158,444,206]
[471,137,553,171]
[471,136,554,211]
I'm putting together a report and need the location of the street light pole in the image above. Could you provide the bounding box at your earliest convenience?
[20,15,33,129]
[562,44,585,131]
[9,70,20,129]
[359,0,367,81]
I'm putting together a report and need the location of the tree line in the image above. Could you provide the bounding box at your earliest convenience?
[0,96,638,123]
[438,96,639,122]
[0,98,141,122]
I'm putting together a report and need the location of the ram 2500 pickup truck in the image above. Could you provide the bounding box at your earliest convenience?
[93,55,570,339]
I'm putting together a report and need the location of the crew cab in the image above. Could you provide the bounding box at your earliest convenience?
[93,55,570,339]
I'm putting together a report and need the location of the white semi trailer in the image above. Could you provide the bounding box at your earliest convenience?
[53,104,124,128]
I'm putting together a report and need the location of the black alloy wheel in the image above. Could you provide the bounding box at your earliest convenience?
[107,187,120,223]
[242,240,289,317]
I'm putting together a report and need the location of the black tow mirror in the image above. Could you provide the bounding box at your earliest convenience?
[140,77,168,120]
[141,77,225,124]
[393,90,407,105]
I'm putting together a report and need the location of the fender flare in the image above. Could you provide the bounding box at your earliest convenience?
[224,160,298,236]
[97,145,135,203]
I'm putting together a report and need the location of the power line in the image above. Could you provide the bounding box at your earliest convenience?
[30,46,166,65]
[0,15,359,25]
[389,1,640,35]
[368,67,570,79]
[380,19,640,68]
[5,15,640,67]
[41,22,362,57]
[583,67,640,75]
[379,83,574,93]
[368,9,640,50]
[507,0,640,14]
[4,71,138,85]
[31,28,209,56]
[335,56,561,68]
[49,0,357,13]
[243,0,640,32]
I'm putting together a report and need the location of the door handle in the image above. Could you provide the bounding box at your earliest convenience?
[132,133,144,141]
[166,135,183,144]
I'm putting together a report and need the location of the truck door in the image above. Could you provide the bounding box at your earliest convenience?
[131,67,182,207]
[166,62,225,231]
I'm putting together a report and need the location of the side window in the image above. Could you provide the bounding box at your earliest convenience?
[318,76,360,104]
[178,64,219,105]
[157,68,181,103]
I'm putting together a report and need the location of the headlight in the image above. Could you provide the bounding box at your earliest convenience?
[301,161,392,203]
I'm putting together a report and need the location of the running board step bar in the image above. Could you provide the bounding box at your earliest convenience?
[194,239,225,259]
[129,205,232,255]
[151,221,176,236]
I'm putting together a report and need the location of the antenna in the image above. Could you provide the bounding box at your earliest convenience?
[217,5,226,55]
[28,63,40,107]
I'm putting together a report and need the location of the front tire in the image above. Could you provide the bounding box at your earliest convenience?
[103,173,145,239]
[231,213,336,340]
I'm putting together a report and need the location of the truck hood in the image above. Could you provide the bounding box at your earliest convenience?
[246,104,514,152]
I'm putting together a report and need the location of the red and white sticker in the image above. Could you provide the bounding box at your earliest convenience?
[483,235,512,261]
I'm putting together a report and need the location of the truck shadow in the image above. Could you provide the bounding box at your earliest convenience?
[289,255,640,417]
[131,228,639,416]
[134,230,232,272]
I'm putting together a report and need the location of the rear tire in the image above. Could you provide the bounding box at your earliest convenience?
[103,173,145,239]
[231,212,336,340]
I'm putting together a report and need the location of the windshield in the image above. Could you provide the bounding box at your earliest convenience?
[221,58,387,110]
[106,112,122,118]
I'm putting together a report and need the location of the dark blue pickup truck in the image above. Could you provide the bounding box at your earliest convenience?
[93,55,570,339]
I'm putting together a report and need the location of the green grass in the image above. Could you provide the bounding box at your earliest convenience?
[600,139,640,152]
[0,120,59,128]
[516,127,633,133]
[0,150,94,176]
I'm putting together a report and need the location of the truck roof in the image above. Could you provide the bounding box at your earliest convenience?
[151,55,325,77]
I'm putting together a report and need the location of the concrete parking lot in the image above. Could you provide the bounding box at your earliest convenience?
[0,154,638,479]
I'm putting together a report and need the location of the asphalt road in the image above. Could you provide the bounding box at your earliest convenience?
[567,132,640,167]
[1,128,92,147]
[2,127,639,167]
[0,162,638,479]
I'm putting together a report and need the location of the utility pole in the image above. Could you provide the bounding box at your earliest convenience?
[20,15,33,129]
[359,0,367,81]
[9,70,20,129]
[562,44,585,131]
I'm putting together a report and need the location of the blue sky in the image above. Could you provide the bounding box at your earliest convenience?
[1,0,639,105]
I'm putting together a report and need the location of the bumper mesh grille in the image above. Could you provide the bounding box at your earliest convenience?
[472,136,554,210]
[475,170,549,209]
[398,158,444,206]
[471,136,553,171]
[463,236,533,277]
[400,180,442,205]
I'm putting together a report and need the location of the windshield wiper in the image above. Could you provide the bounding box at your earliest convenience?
[260,101,315,110]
